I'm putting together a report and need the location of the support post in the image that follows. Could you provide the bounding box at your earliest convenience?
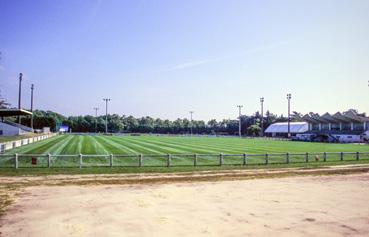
[109,154,113,168]
[139,154,143,167]
[47,153,51,168]
[356,152,359,161]
[243,153,247,166]
[265,153,269,165]
[79,154,83,168]
[340,152,344,161]
[219,153,223,166]
[14,153,18,169]
[305,152,309,163]
[323,152,327,162]
[167,154,171,167]
[194,154,198,166]
[286,152,290,164]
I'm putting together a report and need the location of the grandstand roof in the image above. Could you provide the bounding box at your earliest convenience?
[265,122,308,134]
[0,109,33,117]
[301,110,369,123]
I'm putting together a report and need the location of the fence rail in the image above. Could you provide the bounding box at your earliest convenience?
[1,151,369,169]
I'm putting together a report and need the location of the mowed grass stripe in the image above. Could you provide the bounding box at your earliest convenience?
[136,136,246,154]
[7,135,68,154]
[106,136,163,154]
[122,136,222,154]
[95,136,138,154]
[119,136,195,154]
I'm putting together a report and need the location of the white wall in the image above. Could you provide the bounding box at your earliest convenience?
[0,133,57,153]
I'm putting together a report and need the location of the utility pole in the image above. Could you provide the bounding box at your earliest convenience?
[189,111,194,136]
[30,84,34,130]
[287,93,292,138]
[260,97,264,137]
[93,107,99,133]
[237,105,243,138]
[18,73,23,123]
[103,98,111,133]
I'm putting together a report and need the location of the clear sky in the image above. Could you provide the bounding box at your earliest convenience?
[1,0,368,120]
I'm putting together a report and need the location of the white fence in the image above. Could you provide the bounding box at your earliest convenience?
[0,133,57,153]
[0,151,368,169]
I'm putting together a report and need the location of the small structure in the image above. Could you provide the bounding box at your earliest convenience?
[0,109,33,136]
[265,122,308,137]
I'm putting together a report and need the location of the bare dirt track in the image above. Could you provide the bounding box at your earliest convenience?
[1,169,369,236]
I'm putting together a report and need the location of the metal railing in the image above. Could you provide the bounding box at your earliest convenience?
[0,151,368,169]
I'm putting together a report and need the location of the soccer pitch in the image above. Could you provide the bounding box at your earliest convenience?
[1,134,369,168]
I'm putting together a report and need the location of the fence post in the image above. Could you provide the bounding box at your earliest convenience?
[286,152,290,164]
[305,152,309,163]
[139,154,143,167]
[323,152,327,162]
[243,153,247,166]
[47,153,51,168]
[79,154,83,168]
[340,152,344,161]
[265,153,269,165]
[356,152,359,161]
[109,154,113,168]
[167,154,171,167]
[194,154,198,166]
[14,153,18,169]
[219,153,223,166]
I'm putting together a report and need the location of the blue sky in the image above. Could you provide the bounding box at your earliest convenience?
[1,0,368,120]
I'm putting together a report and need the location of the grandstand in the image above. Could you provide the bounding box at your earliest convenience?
[297,110,369,143]
[0,109,33,136]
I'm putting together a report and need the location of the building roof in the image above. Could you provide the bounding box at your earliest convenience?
[301,110,369,124]
[265,122,308,134]
[0,109,33,117]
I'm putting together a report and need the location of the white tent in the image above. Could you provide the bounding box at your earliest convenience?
[265,122,308,134]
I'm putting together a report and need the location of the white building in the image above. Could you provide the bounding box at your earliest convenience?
[265,122,308,137]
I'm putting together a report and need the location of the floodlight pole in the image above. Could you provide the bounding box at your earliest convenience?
[93,107,99,133]
[18,73,23,123]
[287,93,292,138]
[103,98,111,133]
[30,84,34,130]
[189,111,194,136]
[237,105,243,138]
[260,97,264,137]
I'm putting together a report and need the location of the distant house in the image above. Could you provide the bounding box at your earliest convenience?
[265,122,308,137]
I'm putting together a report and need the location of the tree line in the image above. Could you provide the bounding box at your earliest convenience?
[15,110,295,136]
[1,92,301,135]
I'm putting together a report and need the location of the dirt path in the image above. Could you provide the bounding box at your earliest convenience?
[1,172,369,236]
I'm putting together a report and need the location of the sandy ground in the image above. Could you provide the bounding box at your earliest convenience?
[1,173,369,237]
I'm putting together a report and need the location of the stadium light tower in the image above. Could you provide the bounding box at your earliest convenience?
[18,73,23,123]
[260,97,264,137]
[189,111,194,136]
[93,107,99,133]
[30,84,34,130]
[237,105,243,138]
[287,93,292,138]
[103,98,111,133]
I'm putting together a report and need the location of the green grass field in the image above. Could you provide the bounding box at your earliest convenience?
[1,134,369,169]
